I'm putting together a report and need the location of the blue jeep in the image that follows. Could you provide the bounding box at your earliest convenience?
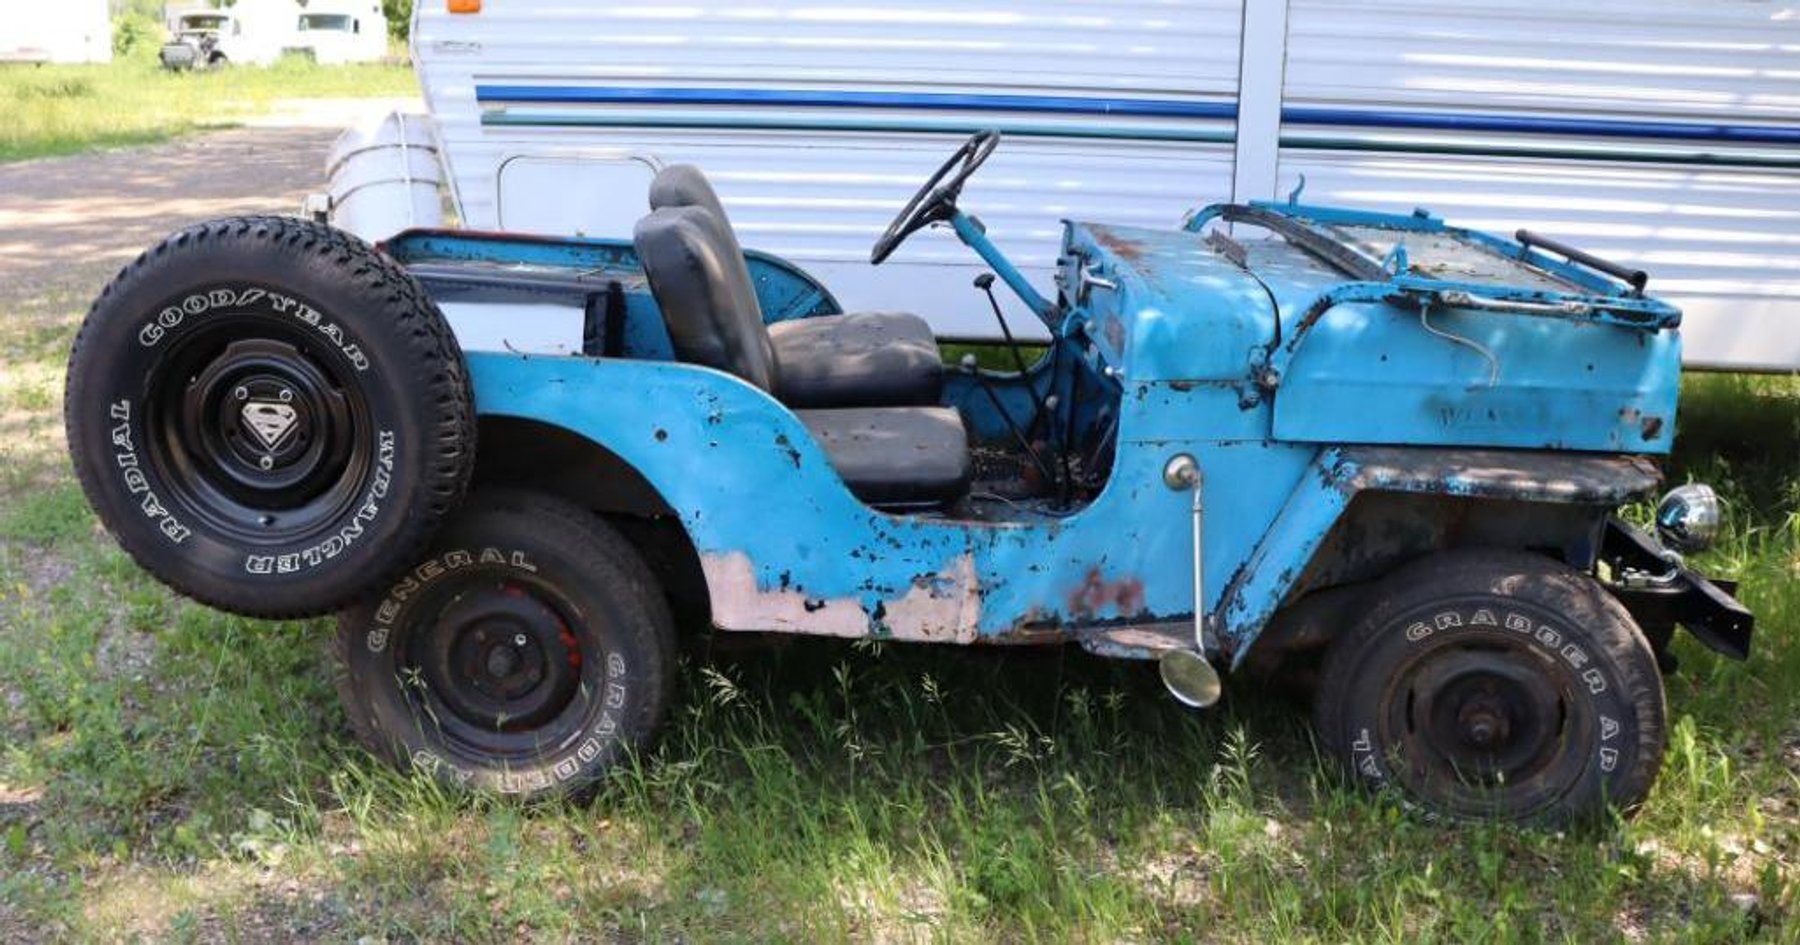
[65,132,1751,823]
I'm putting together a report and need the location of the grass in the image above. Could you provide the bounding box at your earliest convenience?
[1,269,1797,940]
[0,55,418,163]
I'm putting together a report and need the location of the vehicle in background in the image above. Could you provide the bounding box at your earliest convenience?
[286,2,389,64]
[374,0,1800,373]
[160,0,299,70]
[0,0,111,63]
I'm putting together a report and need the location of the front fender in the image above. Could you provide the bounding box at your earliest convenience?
[1215,445,1662,666]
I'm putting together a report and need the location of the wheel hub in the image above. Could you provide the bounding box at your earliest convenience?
[1456,698,1512,748]
[1398,644,1568,790]
[417,583,585,733]
[149,327,372,543]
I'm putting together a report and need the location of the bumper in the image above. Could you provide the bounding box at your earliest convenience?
[1602,516,1754,660]
[160,44,198,69]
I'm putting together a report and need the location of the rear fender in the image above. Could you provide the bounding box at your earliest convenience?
[465,351,990,642]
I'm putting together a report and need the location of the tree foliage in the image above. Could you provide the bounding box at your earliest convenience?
[383,0,413,41]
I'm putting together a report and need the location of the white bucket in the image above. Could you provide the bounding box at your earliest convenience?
[325,111,444,242]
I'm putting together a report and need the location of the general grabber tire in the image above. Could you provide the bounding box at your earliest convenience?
[64,216,475,619]
[333,490,676,799]
[1313,550,1666,826]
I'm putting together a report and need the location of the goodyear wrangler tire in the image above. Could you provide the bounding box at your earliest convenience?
[333,490,676,799]
[65,216,475,619]
[1313,550,1666,825]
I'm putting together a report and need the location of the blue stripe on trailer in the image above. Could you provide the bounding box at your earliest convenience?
[1284,105,1800,146]
[480,111,1798,169]
[477,85,1240,122]
[476,85,1800,147]
[482,110,1238,145]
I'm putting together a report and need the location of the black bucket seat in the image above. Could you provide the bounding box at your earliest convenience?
[633,205,970,507]
[647,164,945,409]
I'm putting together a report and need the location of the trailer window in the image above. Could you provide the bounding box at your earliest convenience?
[298,14,355,32]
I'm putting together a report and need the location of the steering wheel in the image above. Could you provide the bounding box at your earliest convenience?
[869,130,1001,265]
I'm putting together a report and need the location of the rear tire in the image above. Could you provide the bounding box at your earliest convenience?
[1313,550,1666,825]
[65,216,474,618]
[333,490,676,799]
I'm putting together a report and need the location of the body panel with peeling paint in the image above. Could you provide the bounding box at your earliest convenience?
[408,194,1687,663]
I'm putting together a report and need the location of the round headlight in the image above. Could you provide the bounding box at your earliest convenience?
[1656,483,1722,554]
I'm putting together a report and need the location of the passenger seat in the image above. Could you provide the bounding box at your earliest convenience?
[647,164,945,409]
[634,205,971,507]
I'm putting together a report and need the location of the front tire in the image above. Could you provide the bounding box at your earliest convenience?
[334,490,675,799]
[1313,550,1666,825]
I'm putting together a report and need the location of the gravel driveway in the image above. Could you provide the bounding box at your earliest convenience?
[0,99,416,307]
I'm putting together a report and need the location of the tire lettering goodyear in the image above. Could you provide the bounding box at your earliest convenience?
[137,286,370,372]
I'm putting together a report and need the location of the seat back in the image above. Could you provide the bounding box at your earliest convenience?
[649,164,741,253]
[649,164,761,310]
[633,206,778,392]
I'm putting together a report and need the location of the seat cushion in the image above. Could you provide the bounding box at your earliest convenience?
[798,406,971,506]
[770,312,944,409]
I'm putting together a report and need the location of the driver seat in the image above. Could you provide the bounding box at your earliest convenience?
[648,164,945,409]
[634,205,972,507]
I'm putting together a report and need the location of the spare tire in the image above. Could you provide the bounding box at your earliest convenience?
[65,216,476,619]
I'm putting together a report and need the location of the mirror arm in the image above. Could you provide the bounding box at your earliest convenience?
[949,211,1055,323]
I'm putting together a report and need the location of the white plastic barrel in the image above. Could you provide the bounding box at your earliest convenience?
[325,111,444,242]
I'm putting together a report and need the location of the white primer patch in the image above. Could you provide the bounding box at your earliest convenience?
[701,551,981,643]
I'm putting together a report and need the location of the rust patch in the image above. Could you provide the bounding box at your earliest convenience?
[1067,567,1147,620]
[1104,314,1126,353]
[1640,415,1664,440]
[1092,226,1149,263]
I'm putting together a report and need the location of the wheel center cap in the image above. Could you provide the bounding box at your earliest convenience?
[486,644,522,678]
[241,400,300,451]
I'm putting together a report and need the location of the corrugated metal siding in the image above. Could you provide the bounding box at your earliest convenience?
[1280,0,1800,370]
[414,0,1243,333]
[1284,0,1800,119]
[419,3,1242,92]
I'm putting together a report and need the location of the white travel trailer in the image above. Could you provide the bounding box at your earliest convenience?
[289,2,389,64]
[0,0,111,63]
[362,0,1800,371]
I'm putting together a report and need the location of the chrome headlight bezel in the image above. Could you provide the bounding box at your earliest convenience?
[1655,483,1722,554]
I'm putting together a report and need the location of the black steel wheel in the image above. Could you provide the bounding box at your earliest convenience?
[334,490,675,798]
[1313,550,1666,825]
[65,216,475,618]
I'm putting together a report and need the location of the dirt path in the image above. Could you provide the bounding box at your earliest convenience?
[0,126,340,306]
